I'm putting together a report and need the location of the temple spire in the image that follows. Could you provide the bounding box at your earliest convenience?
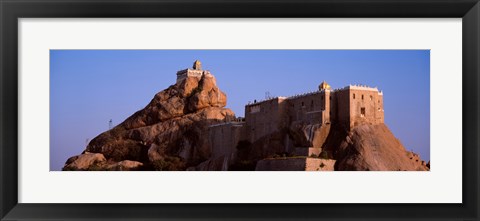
[319,80,331,90]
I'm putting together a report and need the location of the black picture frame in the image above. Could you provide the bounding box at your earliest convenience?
[1,0,479,220]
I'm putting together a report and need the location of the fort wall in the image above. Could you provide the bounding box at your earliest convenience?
[324,90,333,124]
[244,97,287,142]
[285,89,337,126]
[255,157,336,171]
[287,92,324,124]
[348,87,384,127]
[208,122,245,158]
[333,89,351,129]
[305,158,336,171]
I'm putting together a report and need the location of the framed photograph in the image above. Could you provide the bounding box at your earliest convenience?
[52,50,431,173]
[1,0,479,220]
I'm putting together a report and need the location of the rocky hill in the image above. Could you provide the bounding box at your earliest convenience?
[334,124,428,171]
[63,64,429,171]
[63,69,235,171]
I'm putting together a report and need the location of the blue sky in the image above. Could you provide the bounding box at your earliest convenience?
[50,50,430,171]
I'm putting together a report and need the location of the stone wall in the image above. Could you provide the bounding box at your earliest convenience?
[333,89,351,129]
[287,92,325,123]
[255,158,308,171]
[305,158,336,171]
[294,147,321,157]
[348,87,384,128]
[255,157,336,171]
[244,97,287,142]
[208,122,245,158]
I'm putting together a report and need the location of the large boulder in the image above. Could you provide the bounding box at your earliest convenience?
[63,153,144,171]
[107,160,144,171]
[335,124,429,171]
[191,155,233,171]
[289,122,330,149]
[186,73,227,112]
[63,152,106,170]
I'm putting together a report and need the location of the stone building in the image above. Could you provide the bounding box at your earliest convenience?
[243,81,384,143]
[242,81,384,170]
[176,60,210,84]
[336,84,385,128]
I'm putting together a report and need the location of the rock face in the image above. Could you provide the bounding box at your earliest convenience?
[63,152,106,170]
[63,152,144,171]
[289,122,331,149]
[331,124,429,171]
[107,160,144,171]
[239,121,428,171]
[63,70,234,171]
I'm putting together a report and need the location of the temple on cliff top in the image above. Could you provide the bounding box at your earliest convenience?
[176,61,385,165]
[176,60,210,84]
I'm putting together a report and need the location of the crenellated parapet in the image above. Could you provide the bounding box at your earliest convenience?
[176,69,211,84]
[175,60,213,84]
